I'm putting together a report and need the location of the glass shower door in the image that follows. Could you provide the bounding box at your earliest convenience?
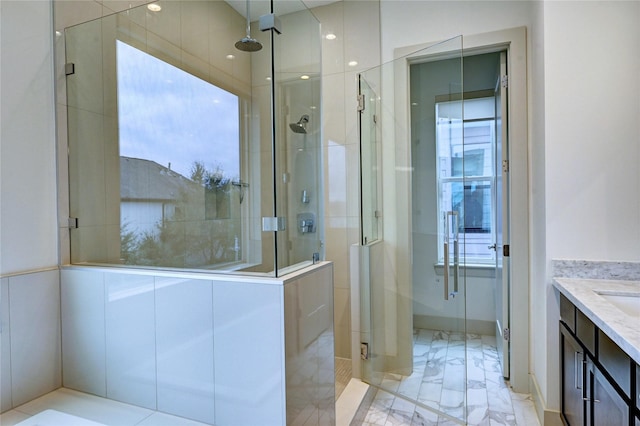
[359,78,380,245]
[359,36,468,424]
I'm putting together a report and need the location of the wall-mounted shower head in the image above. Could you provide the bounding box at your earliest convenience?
[235,0,262,52]
[289,114,309,134]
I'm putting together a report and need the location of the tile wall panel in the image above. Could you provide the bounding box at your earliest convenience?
[1,278,11,412]
[155,277,215,424]
[313,0,381,364]
[61,269,106,396]
[284,263,335,425]
[8,270,61,406]
[105,273,156,409]
[213,281,285,425]
[64,18,104,115]
[312,2,345,76]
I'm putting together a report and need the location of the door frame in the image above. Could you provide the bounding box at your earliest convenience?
[394,26,529,392]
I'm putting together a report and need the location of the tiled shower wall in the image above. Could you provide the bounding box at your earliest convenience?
[0,3,381,415]
[313,1,381,361]
[0,270,61,412]
[59,262,334,425]
[52,0,382,363]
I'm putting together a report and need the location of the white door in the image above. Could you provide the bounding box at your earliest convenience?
[494,51,510,379]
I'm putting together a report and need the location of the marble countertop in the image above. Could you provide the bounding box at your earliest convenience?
[553,277,640,364]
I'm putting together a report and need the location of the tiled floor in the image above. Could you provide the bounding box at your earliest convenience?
[0,332,539,426]
[0,388,211,426]
[357,329,541,426]
[336,357,354,400]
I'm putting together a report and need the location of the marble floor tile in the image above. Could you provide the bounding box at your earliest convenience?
[3,388,206,426]
[411,406,439,426]
[357,329,542,426]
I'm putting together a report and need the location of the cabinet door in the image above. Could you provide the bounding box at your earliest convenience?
[634,364,640,412]
[590,364,630,426]
[562,325,586,425]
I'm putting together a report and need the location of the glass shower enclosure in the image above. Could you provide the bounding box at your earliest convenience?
[64,0,322,277]
[358,37,471,424]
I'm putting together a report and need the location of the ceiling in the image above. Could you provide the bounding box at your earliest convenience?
[225,0,338,21]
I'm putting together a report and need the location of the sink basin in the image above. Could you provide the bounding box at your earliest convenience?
[596,292,640,319]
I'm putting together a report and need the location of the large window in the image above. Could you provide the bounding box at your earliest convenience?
[436,97,496,264]
[117,41,244,268]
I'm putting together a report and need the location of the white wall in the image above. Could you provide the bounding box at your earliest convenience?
[0,0,58,274]
[529,0,548,418]
[380,0,536,63]
[544,1,640,261]
[540,0,640,416]
[0,0,63,412]
[379,0,640,419]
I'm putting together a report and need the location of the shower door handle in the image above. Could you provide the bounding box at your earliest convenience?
[443,241,450,301]
[453,238,459,294]
[443,211,459,301]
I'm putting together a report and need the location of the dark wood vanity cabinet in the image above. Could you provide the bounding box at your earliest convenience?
[559,294,638,426]
[561,323,588,425]
[636,364,640,426]
[590,362,630,425]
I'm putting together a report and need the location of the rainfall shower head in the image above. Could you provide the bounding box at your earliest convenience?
[235,37,263,52]
[289,114,309,134]
[235,0,263,52]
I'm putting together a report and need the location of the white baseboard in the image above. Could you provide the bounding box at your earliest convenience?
[529,374,563,426]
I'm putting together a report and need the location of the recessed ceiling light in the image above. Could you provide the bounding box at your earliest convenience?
[147,3,162,12]
[300,75,310,80]
[348,60,358,67]
[226,54,235,60]
[325,33,337,40]
[310,106,317,110]
[266,76,272,81]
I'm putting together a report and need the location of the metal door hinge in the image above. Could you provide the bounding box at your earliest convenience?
[503,327,511,341]
[503,244,510,257]
[502,159,509,173]
[501,75,508,88]
[262,217,286,232]
[357,94,365,112]
[259,13,282,34]
[65,63,75,76]
[68,217,78,229]
[360,342,369,360]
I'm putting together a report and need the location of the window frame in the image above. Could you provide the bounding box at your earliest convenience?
[115,39,251,270]
[435,97,497,265]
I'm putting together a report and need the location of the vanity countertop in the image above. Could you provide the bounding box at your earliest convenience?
[553,277,640,364]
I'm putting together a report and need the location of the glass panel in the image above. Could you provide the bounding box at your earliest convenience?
[436,99,496,265]
[359,35,467,423]
[116,40,242,268]
[66,1,277,275]
[272,1,323,275]
[359,77,380,245]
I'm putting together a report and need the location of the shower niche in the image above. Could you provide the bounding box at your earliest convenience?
[65,0,323,277]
